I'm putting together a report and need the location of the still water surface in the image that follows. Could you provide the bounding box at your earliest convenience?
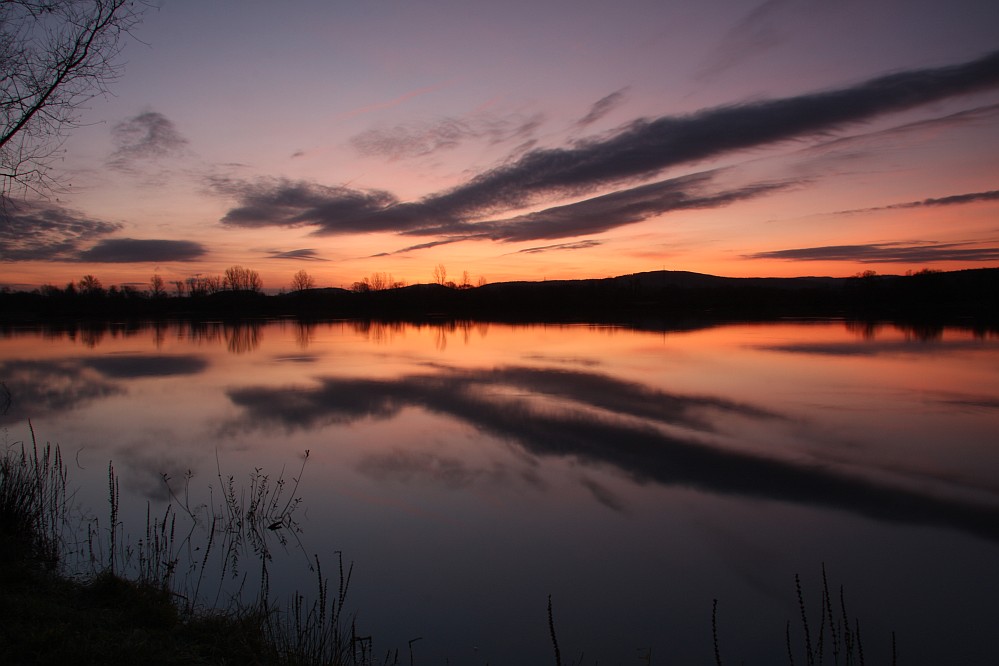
[2,319,998,664]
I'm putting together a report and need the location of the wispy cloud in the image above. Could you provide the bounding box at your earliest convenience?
[219,50,999,243]
[748,240,999,263]
[461,172,796,242]
[1,200,121,261]
[265,248,329,261]
[517,240,603,254]
[350,113,543,161]
[108,111,189,172]
[833,189,999,215]
[697,0,792,81]
[575,89,629,128]
[75,238,206,263]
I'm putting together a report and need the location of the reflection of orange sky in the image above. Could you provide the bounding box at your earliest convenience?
[3,319,998,518]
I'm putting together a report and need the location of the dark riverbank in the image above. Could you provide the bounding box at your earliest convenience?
[3,268,998,327]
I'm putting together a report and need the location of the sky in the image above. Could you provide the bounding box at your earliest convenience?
[3,0,999,292]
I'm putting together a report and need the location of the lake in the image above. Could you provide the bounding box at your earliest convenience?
[2,318,998,664]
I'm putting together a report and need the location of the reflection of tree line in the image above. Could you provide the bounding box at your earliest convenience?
[348,319,489,348]
[0,320,269,354]
[845,320,998,342]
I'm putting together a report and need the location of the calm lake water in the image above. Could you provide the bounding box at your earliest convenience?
[2,318,998,664]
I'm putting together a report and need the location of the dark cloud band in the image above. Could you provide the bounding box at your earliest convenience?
[749,241,999,263]
[218,49,999,244]
[1,200,122,261]
[76,238,206,263]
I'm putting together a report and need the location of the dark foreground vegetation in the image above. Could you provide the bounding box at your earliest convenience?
[0,434,358,665]
[2,267,998,326]
[1,427,899,665]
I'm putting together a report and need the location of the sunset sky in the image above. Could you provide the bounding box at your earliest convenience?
[3,0,999,292]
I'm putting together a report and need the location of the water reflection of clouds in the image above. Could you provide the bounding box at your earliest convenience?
[760,340,992,357]
[272,355,320,364]
[0,359,122,422]
[0,355,210,423]
[115,437,198,502]
[82,354,209,378]
[358,449,523,491]
[521,353,602,367]
[935,394,999,410]
[223,365,777,435]
[578,475,626,512]
[224,364,999,543]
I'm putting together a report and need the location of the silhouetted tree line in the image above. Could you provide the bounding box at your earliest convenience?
[2,267,997,326]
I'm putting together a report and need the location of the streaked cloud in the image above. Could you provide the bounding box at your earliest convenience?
[265,248,329,261]
[1,200,122,262]
[108,111,189,171]
[219,50,999,244]
[575,89,629,128]
[697,0,792,81]
[350,112,543,161]
[461,173,795,242]
[76,238,206,263]
[216,177,398,230]
[834,189,999,215]
[748,241,999,263]
[517,240,603,255]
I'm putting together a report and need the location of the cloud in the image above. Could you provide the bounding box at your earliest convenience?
[697,0,792,81]
[748,241,999,263]
[381,238,467,256]
[220,169,794,245]
[218,50,999,243]
[108,111,189,171]
[517,240,603,255]
[435,48,999,214]
[460,172,796,242]
[834,189,999,215]
[350,112,543,160]
[266,248,329,261]
[575,89,629,128]
[75,238,206,263]
[216,177,399,230]
[1,199,122,261]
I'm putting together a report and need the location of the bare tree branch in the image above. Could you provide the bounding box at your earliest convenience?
[1,0,150,197]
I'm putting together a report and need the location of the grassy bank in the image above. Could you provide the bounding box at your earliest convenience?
[0,429,361,666]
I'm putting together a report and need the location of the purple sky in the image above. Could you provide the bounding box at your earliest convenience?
[4,0,999,291]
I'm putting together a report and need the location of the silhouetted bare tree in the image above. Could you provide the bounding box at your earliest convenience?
[149,273,166,297]
[290,269,315,292]
[432,263,447,286]
[1,0,148,196]
[77,273,103,296]
[223,265,262,292]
